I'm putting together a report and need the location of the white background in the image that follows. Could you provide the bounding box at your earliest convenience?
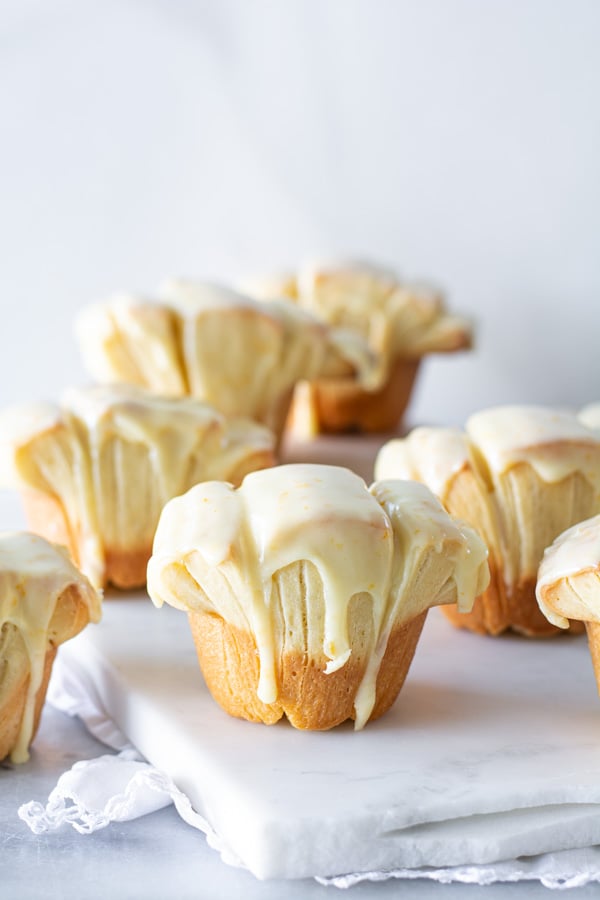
[1,0,599,424]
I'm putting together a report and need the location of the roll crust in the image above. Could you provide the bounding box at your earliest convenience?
[0,634,56,763]
[536,516,600,688]
[0,546,100,764]
[189,608,427,730]
[294,358,421,435]
[443,464,592,636]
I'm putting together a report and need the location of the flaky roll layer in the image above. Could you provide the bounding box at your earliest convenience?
[0,385,275,589]
[76,282,374,441]
[0,533,101,763]
[243,260,472,435]
[375,406,600,636]
[148,464,488,730]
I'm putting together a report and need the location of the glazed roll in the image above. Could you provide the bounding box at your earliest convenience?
[244,260,472,434]
[0,385,275,589]
[147,463,489,730]
[375,406,600,636]
[75,282,373,442]
[0,532,101,763]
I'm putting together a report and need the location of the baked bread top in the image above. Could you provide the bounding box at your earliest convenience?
[376,405,600,494]
[147,463,489,728]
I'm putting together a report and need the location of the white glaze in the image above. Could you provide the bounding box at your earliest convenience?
[375,428,470,498]
[378,408,600,501]
[466,406,600,485]
[147,464,488,728]
[0,531,100,762]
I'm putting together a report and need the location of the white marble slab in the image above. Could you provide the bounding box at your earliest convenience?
[55,596,600,880]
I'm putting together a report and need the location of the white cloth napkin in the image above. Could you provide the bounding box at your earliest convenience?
[19,750,199,833]
[15,657,600,888]
[18,659,242,868]
[316,850,600,890]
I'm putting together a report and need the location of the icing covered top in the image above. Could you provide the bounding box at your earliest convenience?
[375,407,600,595]
[0,385,274,587]
[147,464,488,728]
[536,515,600,628]
[0,532,101,762]
[375,427,470,497]
[466,406,600,485]
[376,407,600,503]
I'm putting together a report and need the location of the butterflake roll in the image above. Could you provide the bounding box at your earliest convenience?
[75,281,374,442]
[147,464,489,730]
[244,260,472,434]
[537,515,600,690]
[0,385,275,589]
[375,406,600,637]
[0,532,101,763]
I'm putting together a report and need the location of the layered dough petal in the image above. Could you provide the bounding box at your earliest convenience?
[75,283,375,439]
[245,260,472,380]
[536,515,600,629]
[242,260,471,434]
[536,514,600,696]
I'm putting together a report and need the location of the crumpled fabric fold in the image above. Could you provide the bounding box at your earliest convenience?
[17,749,243,868]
